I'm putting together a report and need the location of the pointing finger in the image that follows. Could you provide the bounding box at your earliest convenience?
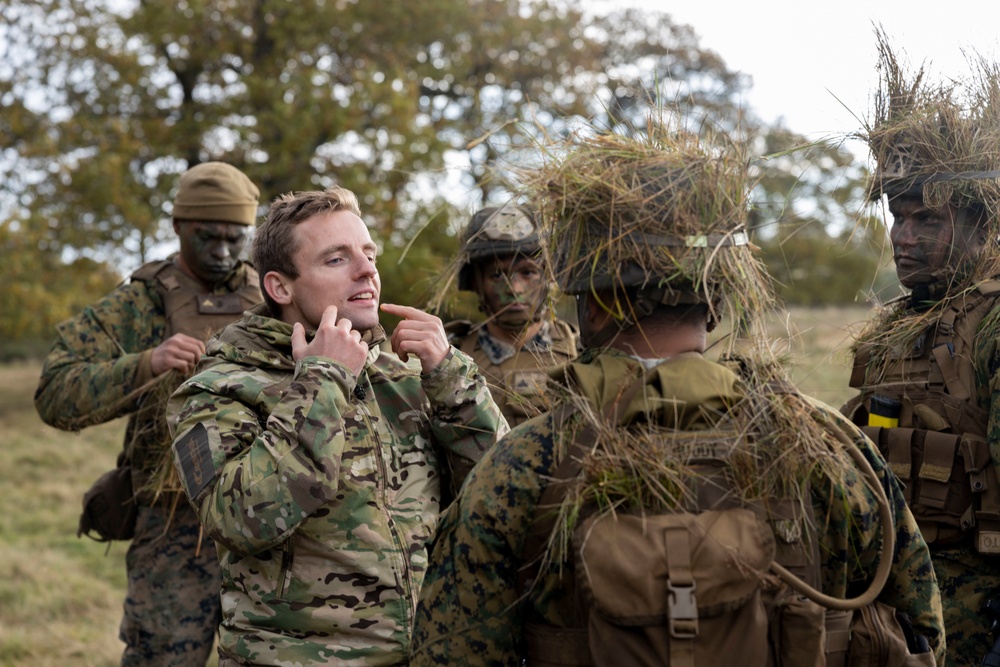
[380,303,435,322]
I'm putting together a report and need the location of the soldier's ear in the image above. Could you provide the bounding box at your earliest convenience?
[263,271,293,306]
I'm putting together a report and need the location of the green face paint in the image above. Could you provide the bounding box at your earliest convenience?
[177,221,249,287]
[478,255,548,330]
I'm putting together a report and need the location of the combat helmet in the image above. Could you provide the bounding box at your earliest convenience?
[864,33,1000,218]
[457,203,542,291]
[521,121,773,342]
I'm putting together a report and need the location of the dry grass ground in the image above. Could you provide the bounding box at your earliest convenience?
[758,304,871,409]
[0,305,871,665]
[0,362,128,666]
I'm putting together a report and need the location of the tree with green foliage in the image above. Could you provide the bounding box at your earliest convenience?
[0,0,874,352]
[0,212,121,357]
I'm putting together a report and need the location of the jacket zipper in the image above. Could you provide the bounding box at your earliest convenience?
[275,539,293,601]
[356,391,416,633]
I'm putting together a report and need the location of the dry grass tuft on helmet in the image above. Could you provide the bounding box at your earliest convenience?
[519,119,775,341]
[854,32,1000,380]
[864,31,1000,214]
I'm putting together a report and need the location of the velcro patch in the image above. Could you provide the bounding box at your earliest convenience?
[509,370,547,397]
[198,292,245,314]
[174,422,216,500]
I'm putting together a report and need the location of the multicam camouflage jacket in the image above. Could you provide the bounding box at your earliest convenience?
[167,304,508,666]
[411,349,945,667]
[34,259,260,502]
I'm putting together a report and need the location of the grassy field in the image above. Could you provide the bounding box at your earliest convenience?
[0,305,870,665]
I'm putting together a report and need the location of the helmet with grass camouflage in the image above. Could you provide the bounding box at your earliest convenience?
[865,32,1000,213]
[522,123,773,331]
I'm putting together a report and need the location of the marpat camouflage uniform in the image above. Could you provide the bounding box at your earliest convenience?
[845,296,1000,666]
[411,349,945,667]
[168,304,507,666]
[34,259,260,666]
[449,319,578,426]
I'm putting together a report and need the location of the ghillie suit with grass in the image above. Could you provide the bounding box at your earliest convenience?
[844,34,1000,667]
[410,121,944,667]
[434,204,579,426]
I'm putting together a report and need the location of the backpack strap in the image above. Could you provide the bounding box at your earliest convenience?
[518,374,648,596]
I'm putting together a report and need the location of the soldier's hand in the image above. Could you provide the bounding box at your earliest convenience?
[381,303,450,373]
[290,305,368,378]
[150,333,206,377]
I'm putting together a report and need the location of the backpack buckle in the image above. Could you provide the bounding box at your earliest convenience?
[667,581,699,638]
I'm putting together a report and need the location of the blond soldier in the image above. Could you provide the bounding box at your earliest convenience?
[168,187,507,666]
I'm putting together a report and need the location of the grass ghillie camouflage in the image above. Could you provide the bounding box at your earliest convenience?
[518,117,776,344]
[854,31,1000,380]
[515,119,856,568]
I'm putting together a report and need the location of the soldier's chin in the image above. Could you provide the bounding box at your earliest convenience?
[200,267,236,286]
[896,267,933,290]
[494,312,533,330]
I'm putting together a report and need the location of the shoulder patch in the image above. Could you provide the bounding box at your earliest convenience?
[173,422,216,501]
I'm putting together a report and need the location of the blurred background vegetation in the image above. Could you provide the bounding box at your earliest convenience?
[0,2,898,663]
[0,0,899,363]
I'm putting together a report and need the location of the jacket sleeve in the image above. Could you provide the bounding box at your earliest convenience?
[420,348,510,488]
[169,356,358,556]
[866,439,945,663]
[34,282,163,430]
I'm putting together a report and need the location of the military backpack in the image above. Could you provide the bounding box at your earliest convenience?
[520,377,934,667]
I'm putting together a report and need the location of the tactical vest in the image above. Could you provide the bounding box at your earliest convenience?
[131,258,262,341]
[127,258,261,500]
[520,381,930,667]
[847,282,1000,552]
[456,319,578,426]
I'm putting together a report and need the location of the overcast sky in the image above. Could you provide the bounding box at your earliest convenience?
[607,0,1000,159]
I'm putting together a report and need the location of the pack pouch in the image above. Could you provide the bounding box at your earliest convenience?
[575,508,777,666]
[77,459,138,542]
[569,496,933,667]
[844,602,935,667]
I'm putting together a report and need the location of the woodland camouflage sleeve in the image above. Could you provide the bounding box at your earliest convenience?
[862,435,945,663]
[412,417,555,667]
[420,348,509,486]
[34,282,162,430]
[973,311,1000,534]
[169,356,356,556]
[816,407,945,664]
